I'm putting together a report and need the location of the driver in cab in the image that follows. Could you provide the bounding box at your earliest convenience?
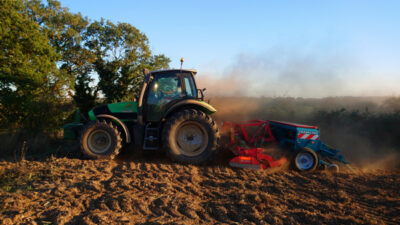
[148,77,182,106]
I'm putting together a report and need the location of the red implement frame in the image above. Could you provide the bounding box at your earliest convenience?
[226,119,276,146]
[223,120,286,170]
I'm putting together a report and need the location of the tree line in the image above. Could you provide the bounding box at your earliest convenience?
[0,0,170,132]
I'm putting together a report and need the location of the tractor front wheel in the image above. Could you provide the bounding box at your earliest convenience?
[163,109,219,164]
[80,120,122,159]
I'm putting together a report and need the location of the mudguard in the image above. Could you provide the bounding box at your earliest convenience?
[96,114,131,143]
[163,99,217,119]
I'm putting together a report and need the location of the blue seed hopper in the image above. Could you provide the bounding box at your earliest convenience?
[268,120,350,171]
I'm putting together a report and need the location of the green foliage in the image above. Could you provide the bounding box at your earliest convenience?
[25,0,96,114]
[0,0,171,155]
[25,0,172,107]
[86,19,170,103]
[0,0,171,135]
[0,0,71,132]
[72,71,97,115]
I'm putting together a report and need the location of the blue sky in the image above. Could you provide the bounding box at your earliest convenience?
[59,0,400,97]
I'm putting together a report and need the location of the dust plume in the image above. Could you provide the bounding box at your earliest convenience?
[197,49,399,98]
[357,152,400,172]
[210,96,400,171]
[198,49,348,98]
[196,49,399,170]
[318,127,400,171]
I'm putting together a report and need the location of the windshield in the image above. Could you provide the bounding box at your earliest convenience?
[147,74,182,106]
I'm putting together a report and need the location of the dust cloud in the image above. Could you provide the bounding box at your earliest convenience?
[197,49,349,98]
[196,49,399,170]
[207,96,400,171]
[318,127,400,171]
[197,49,400,98]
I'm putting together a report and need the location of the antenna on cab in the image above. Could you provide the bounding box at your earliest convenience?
[180,58,184,70]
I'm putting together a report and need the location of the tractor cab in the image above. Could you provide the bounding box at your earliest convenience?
[141,69,200,122]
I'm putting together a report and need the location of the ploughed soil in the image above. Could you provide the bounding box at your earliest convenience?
[0,150,399,225]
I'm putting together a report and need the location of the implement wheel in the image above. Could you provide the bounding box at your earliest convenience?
[293,148,318,171]
[162,109,219,164]
[80,120,122,159]
[328,164,340,173]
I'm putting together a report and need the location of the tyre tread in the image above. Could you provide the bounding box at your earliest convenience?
[162,109,219,164]
[79,120,122,159]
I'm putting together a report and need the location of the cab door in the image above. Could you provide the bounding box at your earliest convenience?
[145,73,184,122]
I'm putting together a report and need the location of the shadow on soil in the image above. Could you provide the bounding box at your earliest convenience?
[0,141,236,170]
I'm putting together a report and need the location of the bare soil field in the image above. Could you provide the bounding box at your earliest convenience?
[0,151,399,225]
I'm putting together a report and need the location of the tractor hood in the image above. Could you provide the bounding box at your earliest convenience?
[107,101,137,113]
[88,101,138,121]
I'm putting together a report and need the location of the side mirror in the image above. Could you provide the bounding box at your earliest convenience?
[197,88,205,101]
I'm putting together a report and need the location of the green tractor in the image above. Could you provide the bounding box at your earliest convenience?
[63,69,220,164]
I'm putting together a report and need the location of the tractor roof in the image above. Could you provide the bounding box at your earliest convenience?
[150,69,197,75]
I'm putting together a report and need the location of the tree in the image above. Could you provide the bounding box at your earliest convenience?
[25,0,97,113]
[0,0,71,131]
[26,0,171,106]
[85,19,170,103]
[0,0,171,133]
[72,52,98,115]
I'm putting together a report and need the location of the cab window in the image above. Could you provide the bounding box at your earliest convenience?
[147,74,182,106]
[184,76,197,98]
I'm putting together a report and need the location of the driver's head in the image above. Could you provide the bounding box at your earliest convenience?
[158,77,179,94]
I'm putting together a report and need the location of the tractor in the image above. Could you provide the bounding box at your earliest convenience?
[63,68,219,164]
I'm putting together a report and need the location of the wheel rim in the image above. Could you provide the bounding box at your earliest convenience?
[87,129,112,154]
[175,121,208,157]
[296,152,315,170]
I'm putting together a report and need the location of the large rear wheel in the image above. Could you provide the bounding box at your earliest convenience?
[80,120,122,159]
[163,109,219,164]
